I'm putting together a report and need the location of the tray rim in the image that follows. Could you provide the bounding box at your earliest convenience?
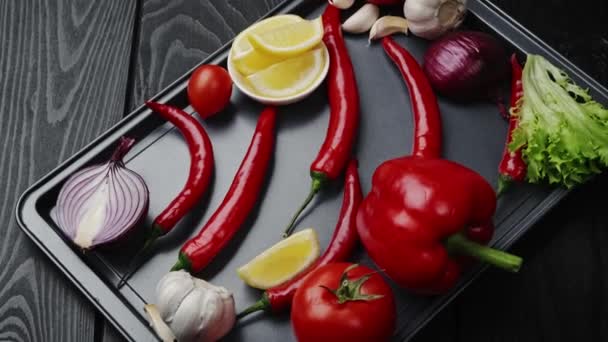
[14,0,607,341]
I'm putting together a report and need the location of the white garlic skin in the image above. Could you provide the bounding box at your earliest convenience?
[368,16,409,41]
[343,4,380,34]
[404,0,467,40]
[155,271,235,342]
[328,0,355,9]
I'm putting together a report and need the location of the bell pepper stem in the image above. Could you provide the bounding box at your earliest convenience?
[237,293,270,320]
[446,233,522,272]
[283,176,325,237]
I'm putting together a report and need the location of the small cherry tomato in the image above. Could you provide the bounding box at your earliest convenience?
[291,263,396,342]
[187,64,232,119]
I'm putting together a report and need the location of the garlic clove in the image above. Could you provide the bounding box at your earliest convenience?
[369,16,409,42]
[407,19,443,40]
[342,4,380,34]
[170,293,205,342]
[403,0,436,21]
[145,304,177,342]
[328,0,354,9]
[214,294,236,341]
[156,271,195,322]
[191,277,236,341]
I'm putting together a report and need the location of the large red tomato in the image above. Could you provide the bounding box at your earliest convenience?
[291,263,396,342]
[187,64,232,119]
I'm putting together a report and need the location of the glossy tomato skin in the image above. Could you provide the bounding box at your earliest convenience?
[187,65,232,119]
[291,263,396,342]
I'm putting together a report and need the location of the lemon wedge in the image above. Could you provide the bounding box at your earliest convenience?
[231,15,305,75]
[247,17,323,57]
[245,46,327,99]
[232,48,288,76]
[232,15,304,57]
[237,228,320,289]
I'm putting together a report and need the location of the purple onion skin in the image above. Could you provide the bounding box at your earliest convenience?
[423,31,510,101]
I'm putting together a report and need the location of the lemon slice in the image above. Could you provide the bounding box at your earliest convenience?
[237,228,320,289]
[245,46,327,99]
[232,15,303,57]
[247,17,323,57]
[232,48,288,76]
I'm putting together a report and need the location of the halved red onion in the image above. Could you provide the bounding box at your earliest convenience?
[51,137,149,250]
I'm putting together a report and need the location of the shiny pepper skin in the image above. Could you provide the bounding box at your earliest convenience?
[357,156,497,294]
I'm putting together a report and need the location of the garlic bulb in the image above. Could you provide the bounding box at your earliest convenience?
[403,0,467,40]
[343,4,380,34]
[145,271,236,342]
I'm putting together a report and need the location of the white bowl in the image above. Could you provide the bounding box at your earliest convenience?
[227,43,330,106]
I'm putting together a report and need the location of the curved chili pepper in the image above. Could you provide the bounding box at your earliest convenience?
[171,107,277,273]
[237,159,362,319]
[283,4,359,237]
[356,37,522,295]
[117,101,214,287]
[497,54,526,195]
[146,101,215,235]
[382,37,442,158]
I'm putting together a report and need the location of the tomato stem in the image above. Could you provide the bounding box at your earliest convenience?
[320,264,384,304]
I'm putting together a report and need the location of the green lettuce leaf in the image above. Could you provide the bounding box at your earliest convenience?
[509,54,608,188]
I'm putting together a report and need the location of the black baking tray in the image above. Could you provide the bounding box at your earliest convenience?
[15,0,608,341]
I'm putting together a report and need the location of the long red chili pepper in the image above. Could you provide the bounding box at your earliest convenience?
[382,37,442,158]
[171,107,277,273]
[146,101,215,235]
[283,4,359,237]
[237,158,362,318]
[117,101,214,287]
[497,54,526,195]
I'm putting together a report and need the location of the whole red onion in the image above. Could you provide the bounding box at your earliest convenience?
[423,31,509,101]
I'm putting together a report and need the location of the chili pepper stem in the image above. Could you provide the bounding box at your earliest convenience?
[445,233,522,272]
[496,174,511,197]
[237,293,270,320]
[283,176,325,237]
[170,252,191,272]
[116,226,163,288]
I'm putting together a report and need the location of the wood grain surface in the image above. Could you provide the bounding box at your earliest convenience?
[0,0,135,341]
[2,0,607,341]
[126,0,285,111]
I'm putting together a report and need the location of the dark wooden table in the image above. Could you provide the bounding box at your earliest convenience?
[2,0,607,341]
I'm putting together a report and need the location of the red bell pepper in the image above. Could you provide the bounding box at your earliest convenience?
[356,37,522,295]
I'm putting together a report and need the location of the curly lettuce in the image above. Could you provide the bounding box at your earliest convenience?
[509,54,608,188]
